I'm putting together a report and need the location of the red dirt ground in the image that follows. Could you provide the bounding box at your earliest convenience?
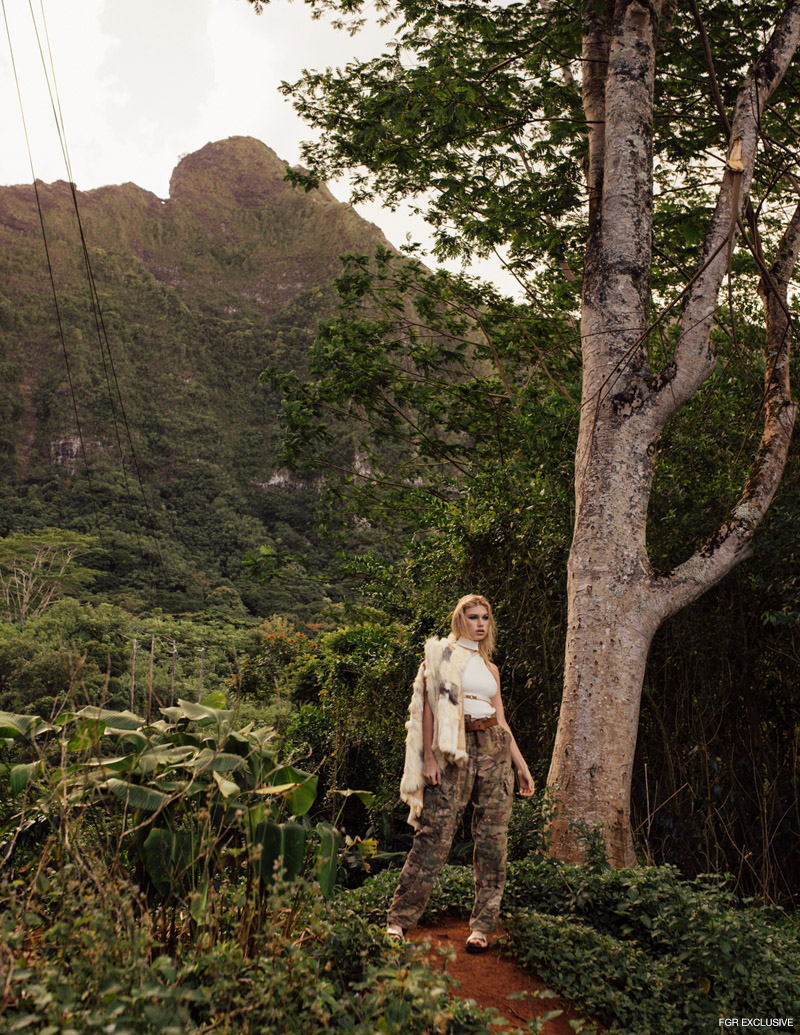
[408,918,599,1033]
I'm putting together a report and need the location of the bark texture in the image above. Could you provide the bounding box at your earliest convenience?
[547,0,800,865]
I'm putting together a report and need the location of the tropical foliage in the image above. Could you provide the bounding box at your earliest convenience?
[2,690,797,1033]
[0,697,342,919]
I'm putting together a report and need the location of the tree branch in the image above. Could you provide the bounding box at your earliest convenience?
[655,199,800,617]
[650,0,800,427]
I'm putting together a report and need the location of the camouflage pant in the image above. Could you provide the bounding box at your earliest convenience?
[388,724,514,934]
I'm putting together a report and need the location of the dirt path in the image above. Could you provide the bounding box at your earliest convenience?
[408,918,598,1033]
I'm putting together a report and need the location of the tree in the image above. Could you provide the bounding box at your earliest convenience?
[547,1,799,865]
[0,530,100,624]
[253,0,800,865]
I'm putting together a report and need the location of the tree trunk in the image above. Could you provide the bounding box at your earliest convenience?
[546,0,800,865]
[548,574,659,865]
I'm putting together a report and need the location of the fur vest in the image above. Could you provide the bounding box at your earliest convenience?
[399,635,474,828]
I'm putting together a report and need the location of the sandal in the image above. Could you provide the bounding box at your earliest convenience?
[386,924,404,942]
[465,930,489,954]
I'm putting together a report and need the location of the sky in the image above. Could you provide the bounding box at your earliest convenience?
[0,0,511,289]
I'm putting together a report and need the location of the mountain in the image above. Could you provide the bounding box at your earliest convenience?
[0,136,391,617]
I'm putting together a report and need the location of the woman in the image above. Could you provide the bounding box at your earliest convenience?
[386,594,535,952]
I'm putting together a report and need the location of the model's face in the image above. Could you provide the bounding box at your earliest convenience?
[463,605,489,641]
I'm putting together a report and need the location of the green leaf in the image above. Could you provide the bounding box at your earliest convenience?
[315,821,342,900]
[9,760,42,795]
[199,690,227,710]
[245,803,266,841]
[84,755,136,772]
[212,770,240,798]
[269,765,318,816]
[281,821,306,881]
[7,1015,44,1031]
[183,749,245,774]
[252,782,300,797]
[142,827,197,897]
[0,712,54,738]
[254,819,283,884]
[110,729,149,749]
[132,745,197,774]
[253,819,307,885]
[332,788,376,808]
[160,699,234,726]
[74,706,143,731]
[67,720,104,751]
[189,873,210,923]
[104,778,172,812]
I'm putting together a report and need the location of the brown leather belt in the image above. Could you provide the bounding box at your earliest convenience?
[464,715,497,746]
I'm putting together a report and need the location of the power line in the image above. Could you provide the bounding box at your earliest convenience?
[28,0,167,570]
[1,0,105,545]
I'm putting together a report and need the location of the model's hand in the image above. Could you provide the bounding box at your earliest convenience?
[517,768,535,797]
[423,755,441,786]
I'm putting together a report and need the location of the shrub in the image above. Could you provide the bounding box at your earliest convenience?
[506,792,557,862]
[502,860,800,1034]
[335,860,800,1034]
[283,622,417,819]
[0,867,503,1035]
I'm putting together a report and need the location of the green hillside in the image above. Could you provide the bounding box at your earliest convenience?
[0,136,389,617]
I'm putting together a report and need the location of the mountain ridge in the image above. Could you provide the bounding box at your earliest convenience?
[0,135,388,617]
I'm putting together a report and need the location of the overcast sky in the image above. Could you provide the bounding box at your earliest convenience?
[0,0,511,289]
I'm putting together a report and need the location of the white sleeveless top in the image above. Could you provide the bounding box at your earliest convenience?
[457,637,497,719]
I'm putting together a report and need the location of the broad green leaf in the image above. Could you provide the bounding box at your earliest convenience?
[255,819,282,884]
[315,821,342,900]
[142,829,174,897]
[0,712,54,738]
[9,760,42,795]
[245,804,266,842]
[146,720,174,734]
[212,771,240,798]
[253,819,307,885]
[142,827,197,897]
[252,782,300,796]
[269,765,318,816]
[183,749,245,774]
[67,720,106,752]
[104,778,171,812]
[189,873,209,923]
[75,706,143,731]
[160,699,234,726]
[84,755,136,773]
[52,713,77,727]
[282,821,306,881]
[199,690,227,710]
[102,728,149,748]
[247,749,277,789]
[248,727,278,752]
[132,745,197,774]
[332,789,376,808]
[223,730,257,758]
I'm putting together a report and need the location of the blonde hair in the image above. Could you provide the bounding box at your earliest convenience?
[450,594,495,660]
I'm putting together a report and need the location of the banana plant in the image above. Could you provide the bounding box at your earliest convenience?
[0,699,346,905]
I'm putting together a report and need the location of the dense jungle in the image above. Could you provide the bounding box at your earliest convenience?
[1,2,800,1032]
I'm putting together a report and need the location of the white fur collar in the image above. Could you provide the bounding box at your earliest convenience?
[398,635,472,828]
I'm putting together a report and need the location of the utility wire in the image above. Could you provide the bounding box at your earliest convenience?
[1,0,105,545]
[30,0,166,569]
[29,0,147,564]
